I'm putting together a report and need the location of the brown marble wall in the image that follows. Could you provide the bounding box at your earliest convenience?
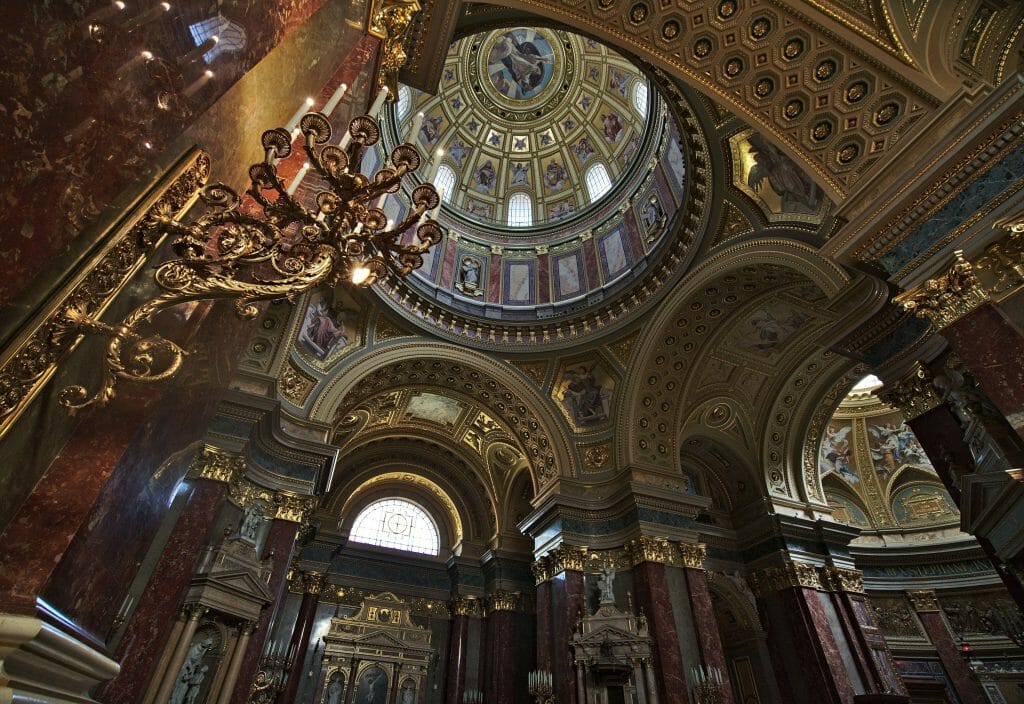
[227,518,300,704]
[944,303,1024,441]
[685,568,734,704]
[99,477,227,703]
[633,561,689,704]
[0,0,330,306]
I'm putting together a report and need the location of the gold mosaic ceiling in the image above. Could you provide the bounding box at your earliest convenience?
[398,26,660,229]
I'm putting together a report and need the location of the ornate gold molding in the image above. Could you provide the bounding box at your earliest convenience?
[973,226,1024,299]
[0,149,209,440]
[894,250,988,329]
[748,561,823,596]
[625,536,673,566]
[189,446,318,523]
[303,571,326,595]
[485,591,520,614]
[906,589,941,613]
[368,0,422,97]
[678,543,707,570]
[878,362,942,420]
[450,595,481,618]
[819,566,864,594]
[533,545,588,583]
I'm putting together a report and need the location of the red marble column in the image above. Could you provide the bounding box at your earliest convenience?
[906,591,987,704]
[684,567,734,704]
[227,518,301,704]
[446,600,472,704]
[551,570,585,704]
[943,303,1024,440]
[99,477,228,702]
[757,584,854,704]
[633,561,689,704]
[280,574,324,704]
[485,605,517,704]
[535,579,553,673]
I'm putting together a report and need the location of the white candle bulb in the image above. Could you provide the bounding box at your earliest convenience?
[368,86,390,119]
[287,162,311,195]
[428,148,444,182]
[324,82,348,116]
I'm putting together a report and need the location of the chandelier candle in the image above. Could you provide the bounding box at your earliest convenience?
[323,83,349,117]
[408,111,425,144]
[368,86,390,118]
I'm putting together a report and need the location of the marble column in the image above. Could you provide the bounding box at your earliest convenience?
[906,591,987,704]
[942,303,1024,441]
[821,568,906,696]
[751,563,854,704]
[216,621,255,703]
[100,476,228,701]
[446,596,474,704]
[642,658,659,704]
[630,555,688,704]
[228,518,302,704]
[280,572,325,704]
[551,564,585,704]
[680,544,733,704]
[485,592,519,704]
[534,575,553,673]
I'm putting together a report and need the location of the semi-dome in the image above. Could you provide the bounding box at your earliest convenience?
[366,26,706,347]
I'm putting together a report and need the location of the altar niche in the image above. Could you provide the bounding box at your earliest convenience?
[571,569,658,704]
[319,593,434,704]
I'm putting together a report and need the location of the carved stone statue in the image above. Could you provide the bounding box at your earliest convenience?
[239,502,264,543]
[597,566,616,605]
[327,672,345,704]
[169,637,212,704]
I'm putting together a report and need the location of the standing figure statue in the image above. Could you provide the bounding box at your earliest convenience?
[597,565,616,606]
[169,637,212,704]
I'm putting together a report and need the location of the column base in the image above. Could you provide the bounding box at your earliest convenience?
[0,614,119,703]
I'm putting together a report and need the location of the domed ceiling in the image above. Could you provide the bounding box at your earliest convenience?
[366,26,703,346]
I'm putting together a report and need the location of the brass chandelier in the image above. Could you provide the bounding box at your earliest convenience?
[57,104,441,410]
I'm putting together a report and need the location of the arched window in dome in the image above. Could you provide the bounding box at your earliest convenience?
[507,193,533,227]
[188,15,246,64]
[397,85,412,120]
[584,163,612,202]
[434,165,456,203]
[349,498,440,555]
[632,81,649,116]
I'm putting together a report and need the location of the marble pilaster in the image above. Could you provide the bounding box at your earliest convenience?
[227,518,301,704]
[633,561,688,704]
[535,579,553,673]
[280,573,324,704]
[684,567,734,704]
[551,569,585,704]
[99,477,227,702]
[485,597,518,704]
[906,591,987,704]
[446,602,472,704]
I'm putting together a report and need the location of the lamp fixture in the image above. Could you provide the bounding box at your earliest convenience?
[56,104,442,411]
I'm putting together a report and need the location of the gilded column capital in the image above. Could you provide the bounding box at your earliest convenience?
[181,604,209,622]
[238,619,257,635]
[273,492,318,524]
[894,250,988,329]
[450,595,481,617]
[531,559,551,585]
[678,542,707,570]
[748,560,822,596]
[368,0,422,95]
[485,590,520,614]
[878,362,942,420]
[624,536,673,566]
[819,566,864,594]
[189,445,245,483]
[302,571,326,595]
[548,545,588,575]
[973,227,1024,298]
[906,589,941,613]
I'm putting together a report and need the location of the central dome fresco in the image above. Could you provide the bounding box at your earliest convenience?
[367,26,704,347]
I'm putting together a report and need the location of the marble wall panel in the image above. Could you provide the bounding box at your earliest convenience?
[0,0,331,305]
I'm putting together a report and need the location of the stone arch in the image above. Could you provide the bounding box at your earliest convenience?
[679,431,765,521]
[322,436,499,545]
[619,238,852,471]
[308,340,579,488]
[465,0,946,201]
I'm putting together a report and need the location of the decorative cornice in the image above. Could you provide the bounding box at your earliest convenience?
[302,571,326,595]
[878,362,942,420]
[894,250,989,329]
[450,595,482,618]
[748,561,823,596]
[906,589,941,613]
[188,446,318,524]
[485,591,521,614]
[819,566,864,594]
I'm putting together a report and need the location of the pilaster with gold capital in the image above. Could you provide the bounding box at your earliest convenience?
[819,566,864,594]
[485,590,520,615]
[906,589,941,613]
[450,594,481,618]
[302,571,326,595]
[747,560,823,597]
[624,536,673,566]
[895,250,989,330]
